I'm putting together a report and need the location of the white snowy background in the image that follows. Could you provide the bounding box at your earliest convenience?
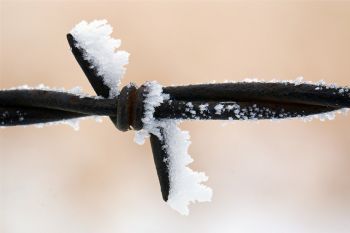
[1,1,350,233]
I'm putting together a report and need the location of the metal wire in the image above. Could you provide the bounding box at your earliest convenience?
[1,82,348,127]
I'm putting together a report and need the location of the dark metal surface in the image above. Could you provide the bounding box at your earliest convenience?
[0,106,85,126]
[150,131,170,202]
[155,100,341,120]
[0,90,117,116]
[163,82,350,108]
[67,34,111,98]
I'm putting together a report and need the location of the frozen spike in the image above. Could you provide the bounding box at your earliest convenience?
[135,81,212,215]
[68,20,129,98]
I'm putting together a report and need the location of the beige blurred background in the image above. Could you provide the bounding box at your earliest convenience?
[1,1,350,233]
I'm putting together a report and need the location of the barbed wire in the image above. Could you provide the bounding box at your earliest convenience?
[1,32,349,202]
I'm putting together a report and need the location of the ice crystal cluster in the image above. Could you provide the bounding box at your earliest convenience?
[70,20,129,98]
[134,81,213,215]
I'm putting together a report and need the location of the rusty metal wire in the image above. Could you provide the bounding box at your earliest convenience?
[1,83,348,127]
[1,32,349,201]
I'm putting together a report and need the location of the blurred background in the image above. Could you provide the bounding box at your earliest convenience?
[1,1,350,233]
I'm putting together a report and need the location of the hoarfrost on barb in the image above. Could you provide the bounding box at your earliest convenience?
[134,81,212,215]
[134,81,170,144]
[162,120,212,215]
[70,20,129,98]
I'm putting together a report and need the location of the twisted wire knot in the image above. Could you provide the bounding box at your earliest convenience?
[115,83,146,132]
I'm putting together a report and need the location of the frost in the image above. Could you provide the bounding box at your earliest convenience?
[32,116,105,131]
[0,84,107,130]
[93,116,104,123]
[185,102,196,115]
[186,102,193,108]
[177,77,349,91]
[199,104,209,113]
[294,76,304,85]
[35,118,81,131]
[301,108,349,122]
[2,84,101,99]
[134,81,170,144]
[214,104,224,115]
[161,120,212,215]
[70,20,129,98]
[226,105,235,110]
[134,81,212,215]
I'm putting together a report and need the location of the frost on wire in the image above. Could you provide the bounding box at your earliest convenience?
[134,81,213,215]
[0,84,104,130]
[70,20,129,98]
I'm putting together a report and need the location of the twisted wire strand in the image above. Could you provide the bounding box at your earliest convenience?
[1,82,348,127]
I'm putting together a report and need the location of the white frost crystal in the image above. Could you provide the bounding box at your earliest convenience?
[199,104,209,113]
[162,120,213,215]
[134,81,170,144]
[70,20,129,98]
[214,104,224,115]
[134,81,213,215]
[4,84,96,98]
